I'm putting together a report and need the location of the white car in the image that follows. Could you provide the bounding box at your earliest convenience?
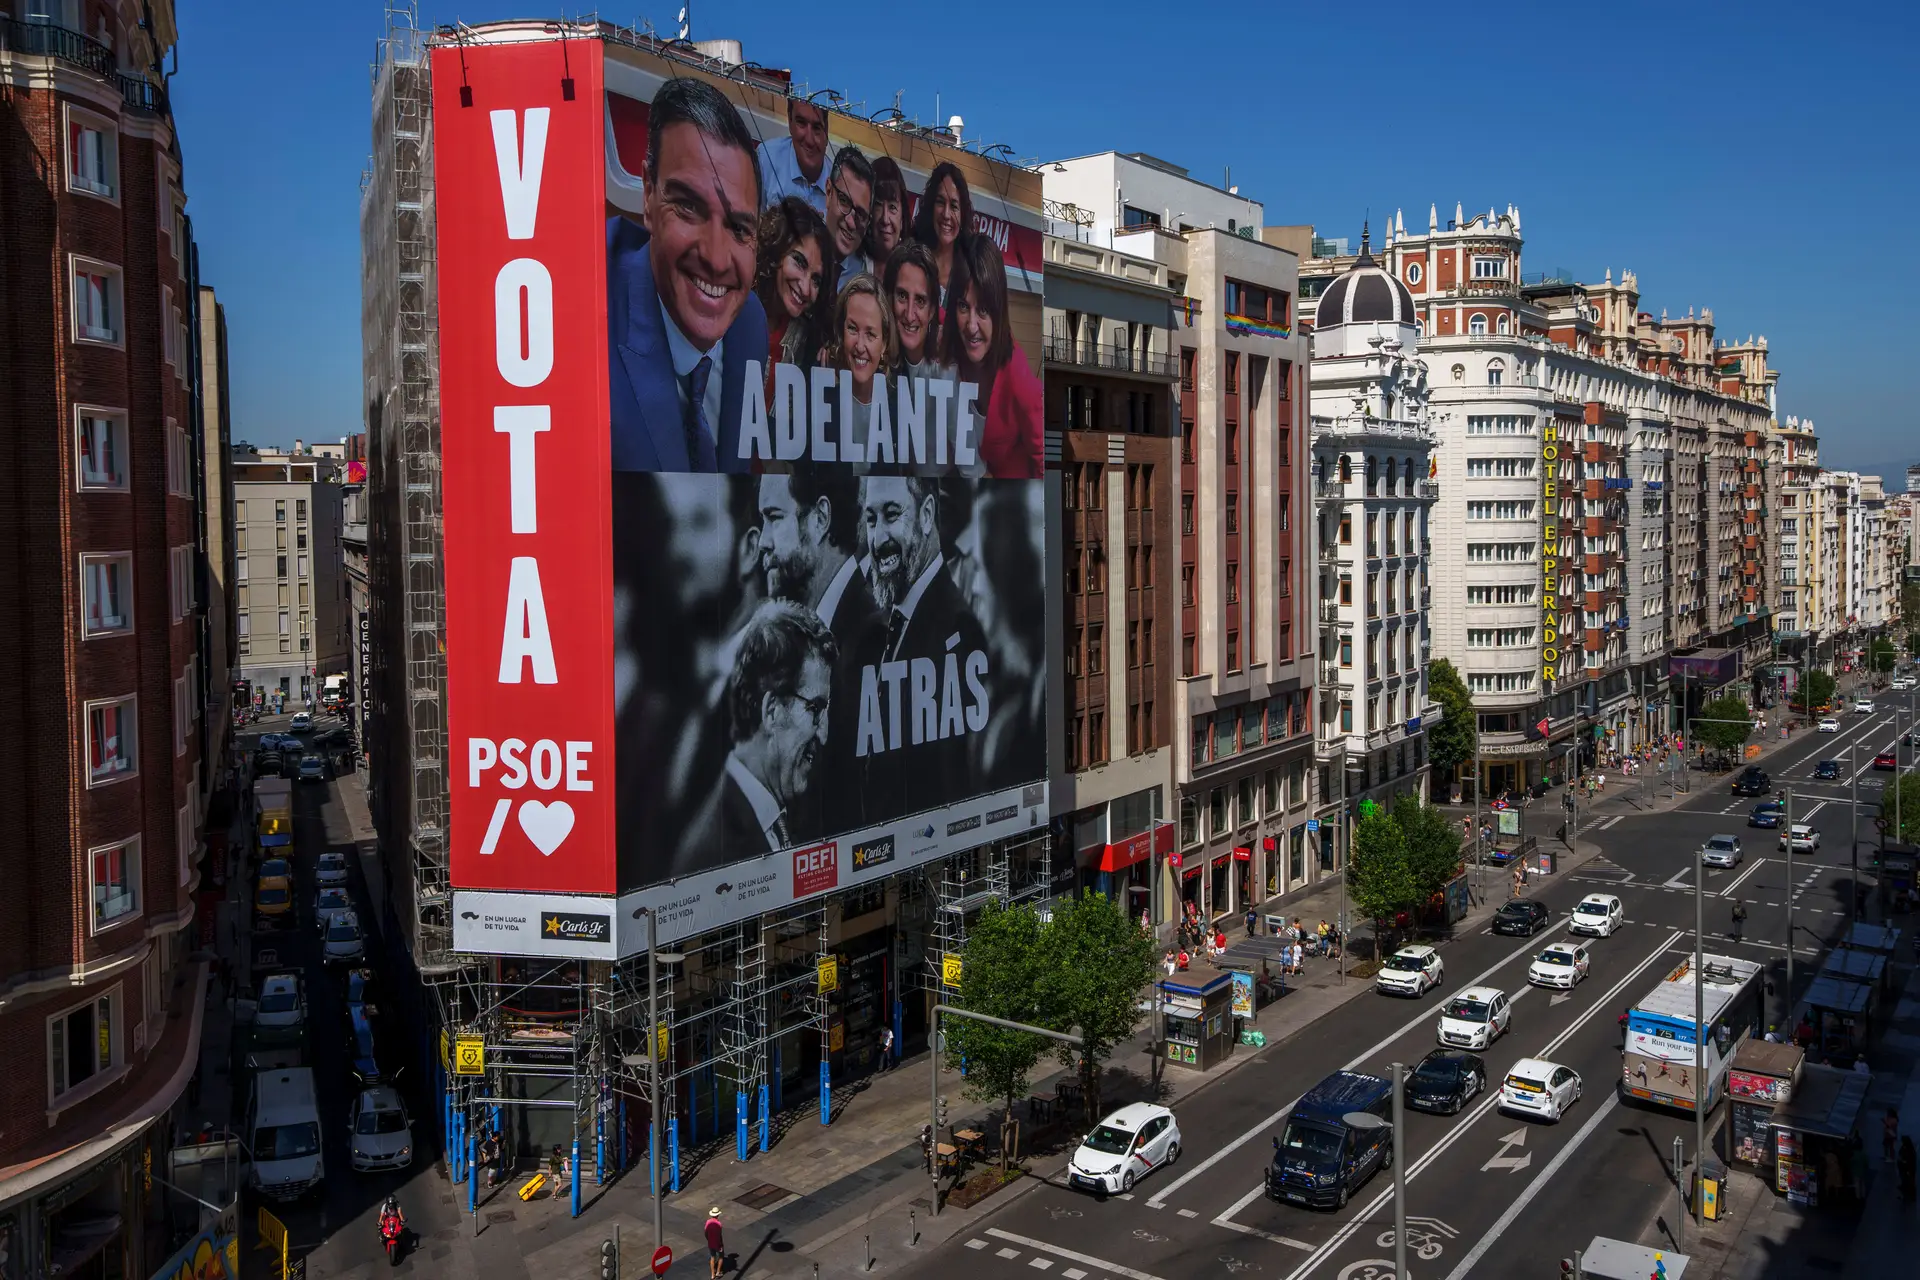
[1854,700,1875,714]
[313,887,353,931]
[1780,824,1822,853]
[315,852,351,887]
[290,712,313,731]
[1527,942,1591,989]
[255,973,306,1033]
[349,1086,414,1172]
[1437,986,1512,1050]
[1817,718,1840,733]
[1570,893,1624,937]
[1893,677,1916,691]
[1499,1057,1582,1122]
[1067,1102,1181,1195]
[1375,945,1445,997]
[323,911,366,964]
[1701,834,1744,868]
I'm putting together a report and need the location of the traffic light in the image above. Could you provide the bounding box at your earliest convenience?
[936,1096,950,1127]
[601,1238,618,1280]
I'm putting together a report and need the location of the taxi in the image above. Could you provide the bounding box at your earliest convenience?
[255,858,295,925]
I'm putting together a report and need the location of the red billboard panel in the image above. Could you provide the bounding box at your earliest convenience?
[436,31,1048,959]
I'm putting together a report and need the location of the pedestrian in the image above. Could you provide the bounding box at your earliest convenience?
[1731,902,1747,941]
[1163,949,1176,977]
[481,1131,501,1187]
[1883,1107,1899,1162]
[547,1144,564,1197]
[1316,920,1330,956]
[1245,905,1258,939]
[705,1206,726,1279]
[880,1025,894,1072]
[1852,1054,1870,1077]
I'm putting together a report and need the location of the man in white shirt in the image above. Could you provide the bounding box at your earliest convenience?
[757,97,833,215]
[676,602,838,869]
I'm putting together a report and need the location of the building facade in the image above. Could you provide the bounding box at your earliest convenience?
[1050,152,1320,923]
[0,4,224,1277]
[1300,233,1440,814]
[1042,226,1181,920]
[230,451,350,711]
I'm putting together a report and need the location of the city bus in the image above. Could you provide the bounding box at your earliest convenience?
[1620,954,1765,1111]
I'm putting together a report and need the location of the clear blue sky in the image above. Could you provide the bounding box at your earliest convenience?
[176,0,1915,477]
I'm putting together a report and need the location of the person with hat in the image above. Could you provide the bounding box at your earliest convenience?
[705,1206,726,1278]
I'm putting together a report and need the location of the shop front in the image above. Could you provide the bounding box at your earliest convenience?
[1086,821,1176,927]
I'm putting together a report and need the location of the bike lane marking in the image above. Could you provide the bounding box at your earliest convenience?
[984,1229,1168,1280]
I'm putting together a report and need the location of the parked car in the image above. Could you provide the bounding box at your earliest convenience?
[315,852,351,887]
[1404,1050,1487,1116]
[349,1086,415,1172]
[297,753,329,782]
[1747,802,1784,829]
[1491,900,1549,936]
[1067,1103,1181,1195]
[313,887,352,931]
[1814,759,1842,780]
[323,911,367,965]
[1569,894,1623,937]
[1731,767,1771,797]
[1702,834,1744,868]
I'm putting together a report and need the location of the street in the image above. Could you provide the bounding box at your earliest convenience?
[893,687,1917,1280]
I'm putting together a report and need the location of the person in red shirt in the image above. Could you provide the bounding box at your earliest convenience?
[940,235,1041,479]
[705,1207,725,1278]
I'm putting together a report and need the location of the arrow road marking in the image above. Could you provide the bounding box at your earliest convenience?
[1481,1127,1530,1172]
[1549,992,1572,1006]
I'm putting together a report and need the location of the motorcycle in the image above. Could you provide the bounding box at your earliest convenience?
[380,1212,407,1266]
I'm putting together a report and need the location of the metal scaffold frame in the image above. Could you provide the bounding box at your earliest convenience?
[926,832,1054,996]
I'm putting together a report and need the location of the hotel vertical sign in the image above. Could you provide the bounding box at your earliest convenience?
[1540,420,1559,689]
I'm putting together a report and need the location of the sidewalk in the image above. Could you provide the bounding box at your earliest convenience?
[1664,903,1919,1279]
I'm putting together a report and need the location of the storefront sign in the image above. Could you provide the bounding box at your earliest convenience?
[1095,820,1175,873]
[816,956,838,995]
[1540,419,1560,687]
[1231,846,1251,862]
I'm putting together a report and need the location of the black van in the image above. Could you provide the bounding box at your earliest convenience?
[1267,1070,1394,1209]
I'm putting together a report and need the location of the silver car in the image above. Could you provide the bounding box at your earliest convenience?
[1701,834,1743,868]
[349,1086,414,1172]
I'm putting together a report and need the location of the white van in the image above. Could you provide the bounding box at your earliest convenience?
[248,1068,324,1201]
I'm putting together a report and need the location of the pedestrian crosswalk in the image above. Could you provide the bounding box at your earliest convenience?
[965,1229,1165,1280]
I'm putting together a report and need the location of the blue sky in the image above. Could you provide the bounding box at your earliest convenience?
[176,1,1915,477]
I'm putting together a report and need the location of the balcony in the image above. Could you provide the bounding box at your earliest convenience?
[1042,334,1179,380]
[1318,599,1341,624]
[1319,542,1342,565]
[1416,479,1440,500]
[1315,478,1346,502]
[0,18,170,114]
[1320,660,1353,688]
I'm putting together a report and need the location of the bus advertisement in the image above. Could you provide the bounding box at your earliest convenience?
[1621,953,1765,1111]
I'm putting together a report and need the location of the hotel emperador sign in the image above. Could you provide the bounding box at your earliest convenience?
[1540,420,1561,688]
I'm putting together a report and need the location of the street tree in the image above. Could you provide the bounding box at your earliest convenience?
[1038,891,1154,1126]
[1899,582,1920,643]
[1426,659,1478,792]
[1791,671,1837,714]
[1348,808,1419,952]
[1694,696,1755,756]
[1868,637,1898,673]
[1882,774,1920,847]
[1392,793,1464,908]
[943,901,1047,1170]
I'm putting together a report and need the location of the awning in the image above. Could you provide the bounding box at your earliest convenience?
[1092,821,1176,873]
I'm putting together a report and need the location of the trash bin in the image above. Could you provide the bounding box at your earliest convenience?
[1700,1157,1726,1221]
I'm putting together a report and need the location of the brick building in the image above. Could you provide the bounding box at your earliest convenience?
[0,4,225,1276]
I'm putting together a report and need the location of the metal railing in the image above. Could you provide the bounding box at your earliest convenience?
[0,19,168,114]
[1314,478,1345,501]
[1042,335,1177,378]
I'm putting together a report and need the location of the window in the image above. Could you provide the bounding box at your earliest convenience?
[278,610,290,636]
[277,555,288,579]
[90,836,140,931]
[235,554,248,582]
[275,500,286,523]
[1466,584,1535,604]
[1472,256,1506,280]
[1123,205,1162,229]
[76,409,127,489]
[1227,422,1240,464]
[1497,313,1511,335]
[1467,672,1535,694]
[1225,492,1239,533]
[169,545,194,621]
[1406,263,1423,285]
[48,987,119,1102]
[296,499,308,521]
[65,105,118,199]
[1465,543,1533,563]
[86,696,137,784]
[1226,630,1239,670]
[1466,627,1536,648]
[82,553,133,636]
[296,554,309,579]
[1181,492,1194,535]
[71,257,123,345]
[1225,351,1240,394]
[1339,514,1352,544]
[1466,501,1535,520]
[1226,562,1239,603]
[1487,359,1504,387]
[1465,457,1534,478]
[1465,415,1533,436]
[1468,314,1488,336]
[1182,566,1196,606]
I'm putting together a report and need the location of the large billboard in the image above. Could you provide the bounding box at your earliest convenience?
[432,29,1048,957]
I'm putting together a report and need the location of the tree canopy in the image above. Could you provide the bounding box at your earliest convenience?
[1693,696,1754,754]
[1882,774,1920,847]
[943,901,1048,1164]
[1868,637,1898,673]
[1425,659,1478,786]
[1038,891,1155,1124]
[1791,671,1837,713]
[1348,807,1418,938]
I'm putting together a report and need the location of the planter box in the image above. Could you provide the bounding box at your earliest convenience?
[947,1167,1024,1210]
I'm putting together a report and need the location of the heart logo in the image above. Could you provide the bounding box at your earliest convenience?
[518,800,575,856]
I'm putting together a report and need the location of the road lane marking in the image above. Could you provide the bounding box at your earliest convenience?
[1720,855,1768,897]
[997,1247,1021,1259]
[1439,1094,1623,1280]
[1211,1182,1314,1251]
[1662,864,1692,889]
[1273,929,1684,1280]
[1143,916,1573,1207]
[966,1239,987,1250]
[1028,1259,1054,1270]
[984,1230,1167,1280]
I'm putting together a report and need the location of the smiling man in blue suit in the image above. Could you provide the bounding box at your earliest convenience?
[608,77,769,473]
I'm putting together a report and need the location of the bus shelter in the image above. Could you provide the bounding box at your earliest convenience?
[1799,974,1872,1067]
[1768,1063,1872,1207]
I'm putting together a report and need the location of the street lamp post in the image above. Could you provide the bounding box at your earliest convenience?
[1784,787,1795,1028]
[1692,838,1704,1227]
